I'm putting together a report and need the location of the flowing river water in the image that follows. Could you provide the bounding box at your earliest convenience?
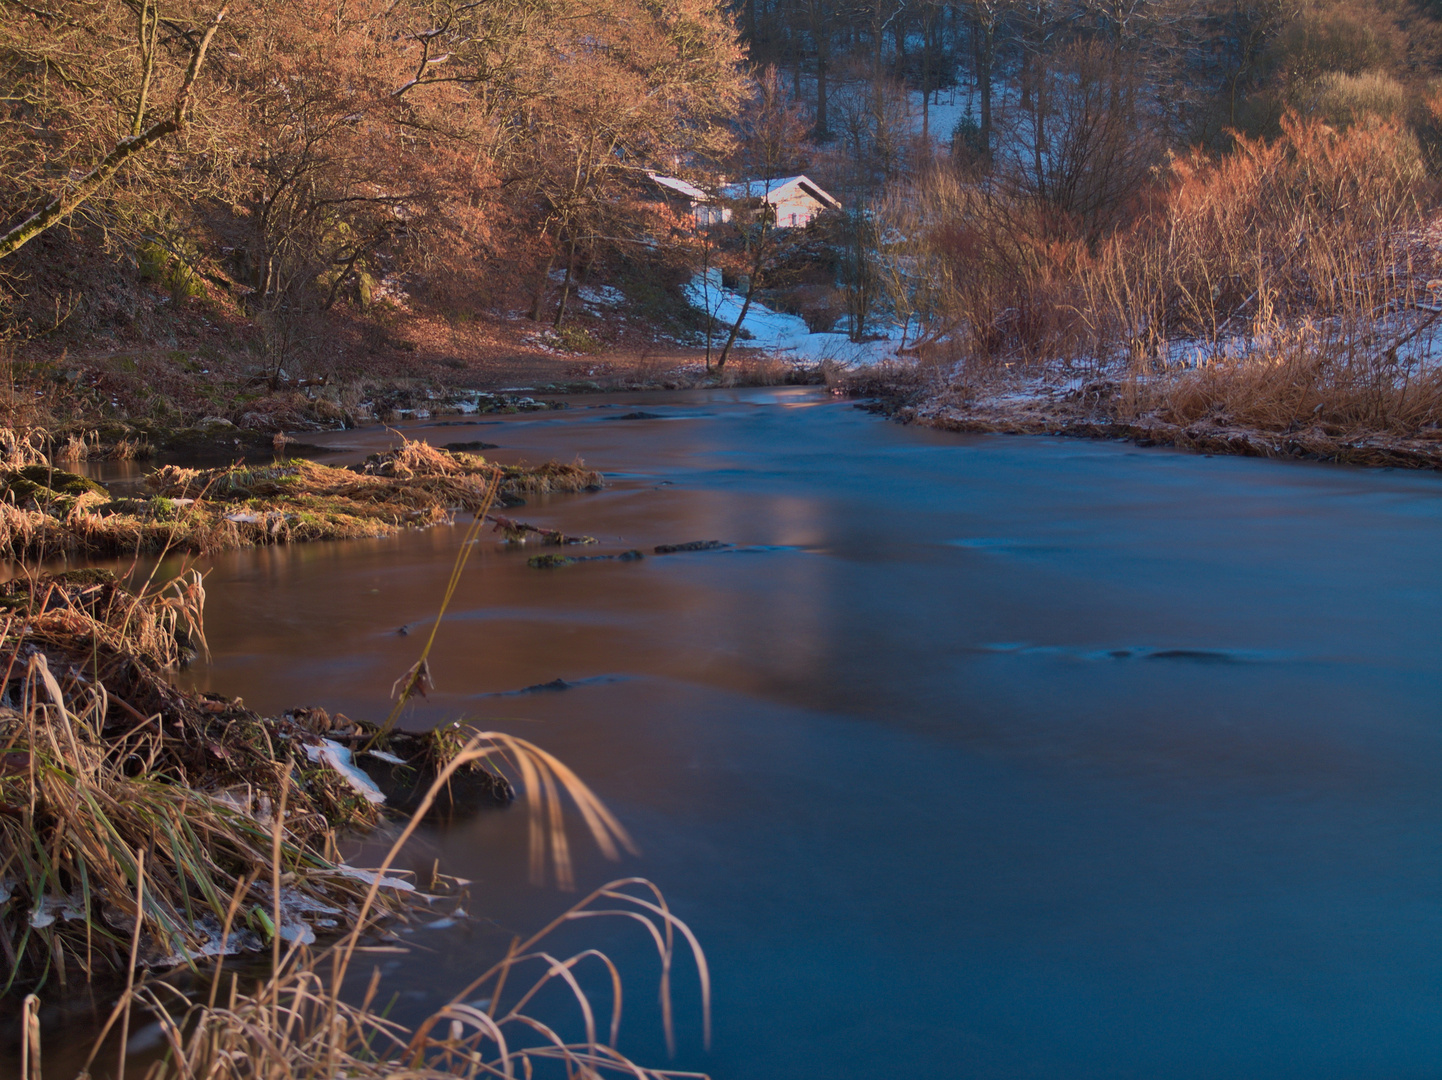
[32,388,1442,1077]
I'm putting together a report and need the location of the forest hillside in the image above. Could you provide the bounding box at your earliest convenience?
[4,0,1442,460]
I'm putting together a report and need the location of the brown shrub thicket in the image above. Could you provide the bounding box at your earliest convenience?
[0,0,746,342]
[888,115,1442,434]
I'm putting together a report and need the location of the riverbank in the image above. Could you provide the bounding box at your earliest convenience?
[844,364,1442,471]
[1,507,699,1080]
[0,569,488,983]
[15,342,822,457]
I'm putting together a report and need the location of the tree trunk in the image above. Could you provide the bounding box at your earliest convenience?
[793,29,804,99]
[529,249,556,321]
[872,0,883,83]
[716,230,770,370]
[921,4,932,143]
[715,279,757,370]
[814,7,830,139]
[975,20,993,156]
[553,237,579,327]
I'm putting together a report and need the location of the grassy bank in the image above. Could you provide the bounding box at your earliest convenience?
[872,117,1442,469]
[0,436,602,561]
[0,568,499,986]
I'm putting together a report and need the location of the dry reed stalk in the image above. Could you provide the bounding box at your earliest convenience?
[87,741,700,1080]
[0,429,50,469]
[52,433,92,462]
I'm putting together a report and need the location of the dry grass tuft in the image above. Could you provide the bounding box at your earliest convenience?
[1135,332,1442,436]
[0,429,50,469]
[885,114,1442,455]
[51,430,155,463]
[67,739,702,1080]
[0,570,571,987]
[0,435,603,560]
[116,878,707,1080]
[713,353,815,387]
[0,571,401,985]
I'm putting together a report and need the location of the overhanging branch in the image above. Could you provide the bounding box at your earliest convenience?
[0,4,228,261]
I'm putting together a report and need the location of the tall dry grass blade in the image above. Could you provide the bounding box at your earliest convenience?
[20,993,39,1080]
[116,849,145,1080]
[368,463,504,748]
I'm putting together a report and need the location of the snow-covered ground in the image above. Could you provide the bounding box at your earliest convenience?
[685,273,903,366]
[909,88,975,148]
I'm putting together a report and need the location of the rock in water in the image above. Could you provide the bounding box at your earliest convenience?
[654,540,731,554]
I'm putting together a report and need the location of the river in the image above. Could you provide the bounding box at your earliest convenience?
[81,388,1442,1077]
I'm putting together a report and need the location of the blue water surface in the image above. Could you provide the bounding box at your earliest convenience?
[188,388,1442,1079]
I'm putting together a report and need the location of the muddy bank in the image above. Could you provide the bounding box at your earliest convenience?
[37,358,821,468]
[846,372,1442,470]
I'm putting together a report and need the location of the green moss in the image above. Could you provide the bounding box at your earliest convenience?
[138,242,169,282]
[556,325,601,354]
[528,554,577,569]
[1,465,106,502]
[51,568,119,588]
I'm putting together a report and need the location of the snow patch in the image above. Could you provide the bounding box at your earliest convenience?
[685,274,903,366]
[304,739,387,804]
[578,284,624,308]
[909,89,975,147]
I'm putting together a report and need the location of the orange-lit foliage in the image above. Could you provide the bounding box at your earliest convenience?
[894,115,1441,434]
[0,0,745,337]
[888,116,1442,432]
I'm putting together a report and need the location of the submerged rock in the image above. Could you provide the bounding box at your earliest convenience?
[366,729,516,825]
[654,540,731,553]
[528,553,577,568]
[528,549,644,568]
[490,514,596,546]
[521,677,573,692]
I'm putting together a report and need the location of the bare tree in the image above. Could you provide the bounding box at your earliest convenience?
[953,0,1010,156]
[715,67,812,370]
[0,1,228,260]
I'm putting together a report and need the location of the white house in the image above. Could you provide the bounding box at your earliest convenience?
[645,172,711,222]
[720,175,841,228]
[645,171,840,229]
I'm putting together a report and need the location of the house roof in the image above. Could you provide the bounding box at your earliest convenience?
[646,171,709,201]
[720,175,841,210]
